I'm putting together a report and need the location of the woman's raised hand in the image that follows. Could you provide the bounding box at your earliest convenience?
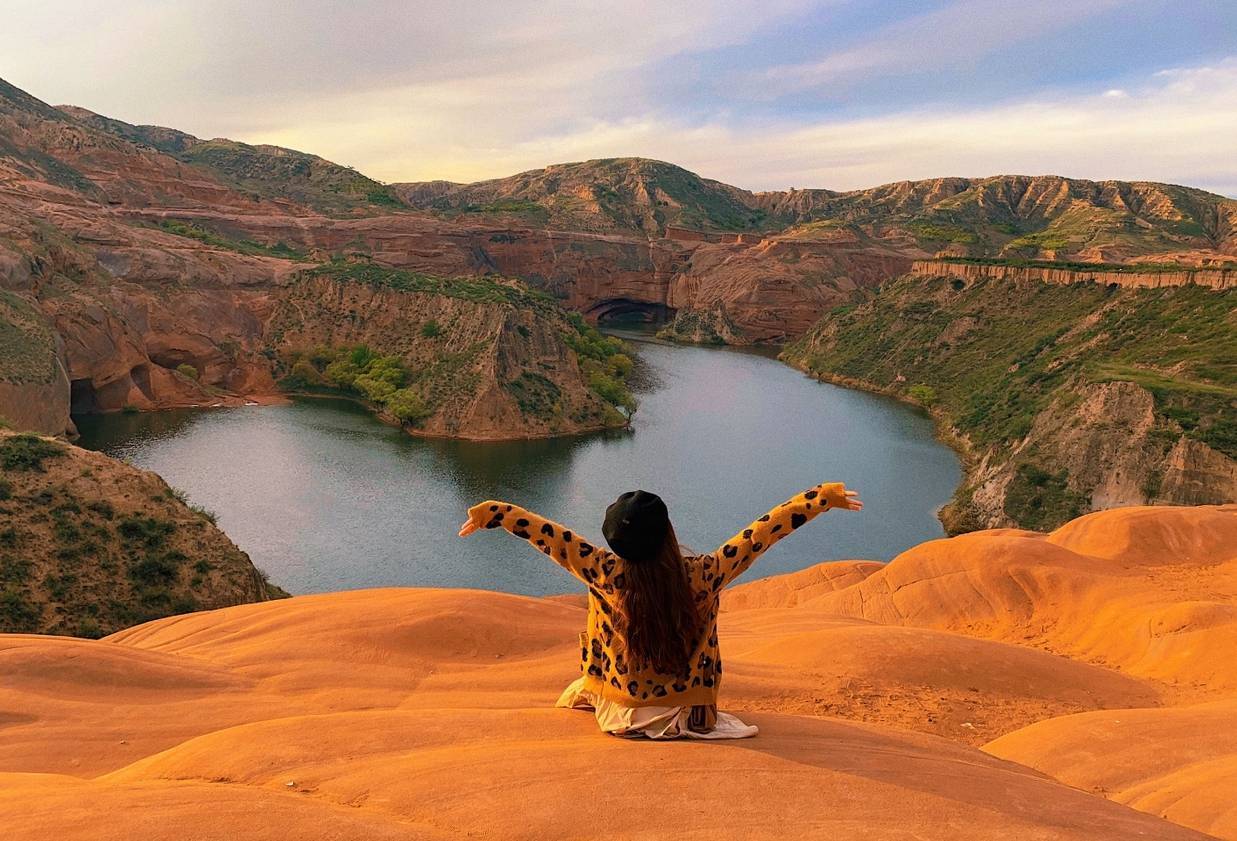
[821,482,863,512]
[458,517,480,537]
[838,489,863,512]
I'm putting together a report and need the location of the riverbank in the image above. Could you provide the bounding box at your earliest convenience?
[779,363,980,532]
[74,339,960,595]
[782,272,1237,531]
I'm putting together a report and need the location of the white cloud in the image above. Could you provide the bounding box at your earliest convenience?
[250,59,1237,198]
[3,2,1234,196]
[760,0,1125,95]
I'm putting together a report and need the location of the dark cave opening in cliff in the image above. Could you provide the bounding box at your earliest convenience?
[70,379,101,415]
[589,299,675,326]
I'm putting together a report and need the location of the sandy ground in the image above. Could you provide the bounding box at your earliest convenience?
[1,504,1233,840]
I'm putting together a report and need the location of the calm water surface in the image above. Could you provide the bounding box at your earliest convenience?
[75,336,961,595]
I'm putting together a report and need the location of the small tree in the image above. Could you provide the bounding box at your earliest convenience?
[284,360,321,389]
[421,319,442,338]
[607,353,633,378]
[908,384,938,407]
[387,388,430,424]
[175,363,199,380]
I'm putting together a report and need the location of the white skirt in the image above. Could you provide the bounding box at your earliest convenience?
[556,677,758,740]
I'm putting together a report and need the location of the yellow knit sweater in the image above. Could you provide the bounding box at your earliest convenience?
[468,482,850,708]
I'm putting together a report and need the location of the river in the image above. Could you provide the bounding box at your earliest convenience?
[74,335,961,595]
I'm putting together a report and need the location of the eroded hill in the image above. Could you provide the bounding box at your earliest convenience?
[0,432,282,636]
[783,272,1236,530]
[0,79,634,440]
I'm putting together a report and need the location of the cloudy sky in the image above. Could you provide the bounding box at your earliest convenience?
[5,0,1237,194]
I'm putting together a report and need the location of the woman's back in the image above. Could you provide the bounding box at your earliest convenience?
[460,479,865,737]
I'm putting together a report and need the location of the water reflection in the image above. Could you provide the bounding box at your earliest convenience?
[75,339,961,595]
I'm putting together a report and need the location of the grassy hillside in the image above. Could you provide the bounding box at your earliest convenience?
[399,160,1237,261]
[395,157,767,235]
[58,106,402,214]
[266,264,637,435]
[763,175,1237,262]
[0,432,284,637]
[0,290,58,387]
[783,274,1235,530]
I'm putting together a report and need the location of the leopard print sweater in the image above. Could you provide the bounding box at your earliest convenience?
[467,482,850,709]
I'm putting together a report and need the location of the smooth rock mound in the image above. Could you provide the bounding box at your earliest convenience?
[0,505,1233,840]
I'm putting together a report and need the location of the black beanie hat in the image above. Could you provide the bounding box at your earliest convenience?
[602,490,669,561]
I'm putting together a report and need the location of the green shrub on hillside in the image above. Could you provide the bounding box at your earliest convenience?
[386,388,431,423]
[1004,462,1088,530]
[307,262,558,310]
[909,222,978,244]
[278,345,432,427]
[562,313,637,418]
[908,384,938,406]
[190,504,219,525]
[0,588,40,632]
[505,372,563,420]
[1007,231,1071,252]
[0,435,66,471]
[156,219,309,260]
[116,516,175,550]
[175,363,199,380]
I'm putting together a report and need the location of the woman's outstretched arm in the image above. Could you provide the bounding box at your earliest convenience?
[712,483,862,587]
[459,500,612,585]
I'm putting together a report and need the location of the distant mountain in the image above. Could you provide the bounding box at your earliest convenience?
[58,105,401,214]
[0,77,637,444]
[393,157,766,235]
[400,156,1237,261]
[756,175,1237,264]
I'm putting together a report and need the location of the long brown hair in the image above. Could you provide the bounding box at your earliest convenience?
[613,524,703,676]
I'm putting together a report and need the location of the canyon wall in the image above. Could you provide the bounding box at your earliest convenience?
[266,273,625,439]
[911,259,1236,290]
[784,272,1236,531]
[121,208,903,343]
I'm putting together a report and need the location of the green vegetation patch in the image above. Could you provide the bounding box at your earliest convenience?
[505,372,563,420]
[909,221,978,244]
[279,344,430,425]
[1004,462,1089,531]
[563,313,637,418]
[1007,231,1071,251]
[0,587,41,632]
[156,219,309,260]
[0,290,59,384]
[0,435,67,472]
[306,262,559,310]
